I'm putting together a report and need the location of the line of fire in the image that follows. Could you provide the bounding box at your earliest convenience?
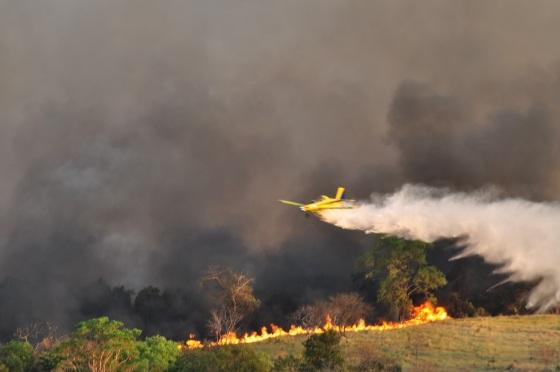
[183,301,448,349]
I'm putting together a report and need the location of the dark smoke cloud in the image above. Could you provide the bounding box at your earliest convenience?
[388,80,560,199]
[1,0,560,336]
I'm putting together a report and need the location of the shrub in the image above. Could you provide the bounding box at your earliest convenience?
[302,330,344,371]
[0,341,35,372]
[136,335,181,371]
[35,351,64,372]
[172,345,272,372]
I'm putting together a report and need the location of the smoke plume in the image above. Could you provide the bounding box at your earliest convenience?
[321,184,560,311]
[2,0,560,336]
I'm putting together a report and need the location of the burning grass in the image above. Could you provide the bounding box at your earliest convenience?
[182,301,447,349]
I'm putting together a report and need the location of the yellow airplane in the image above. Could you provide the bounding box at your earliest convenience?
[279,187,354,215]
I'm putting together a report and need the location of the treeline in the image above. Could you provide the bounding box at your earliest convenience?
[0,278,208,342]
[0,237,536,343]
[0,317,399,372]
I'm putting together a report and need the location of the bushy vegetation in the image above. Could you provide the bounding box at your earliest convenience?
[0,340,34,372]
[0,317,182,371]
[136,335,182,371]
[358,236,447,320]
[173,346,272,372]
[0,316,347,371]
[0,317,394,371]
[301,331,344,371]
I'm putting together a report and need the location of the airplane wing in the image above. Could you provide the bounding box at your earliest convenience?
[278,200,305,207]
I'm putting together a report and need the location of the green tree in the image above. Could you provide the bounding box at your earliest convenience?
[302,330,344,371]
[172,345,272,372]
[0,341,35,372]
[53,317,141,371]
[136,335,181,371]
[360,236,447,320]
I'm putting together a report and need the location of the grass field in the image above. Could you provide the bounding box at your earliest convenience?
[249,315,560,371]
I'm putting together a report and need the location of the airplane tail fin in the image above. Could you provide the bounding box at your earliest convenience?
[335,187,346,200]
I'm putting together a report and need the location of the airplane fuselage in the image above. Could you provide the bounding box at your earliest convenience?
[300,198,348,213]
[279,187,353,215]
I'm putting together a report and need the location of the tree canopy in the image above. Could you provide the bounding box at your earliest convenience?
[359,236,447,320]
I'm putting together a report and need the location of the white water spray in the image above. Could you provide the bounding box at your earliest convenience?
[321,184,560,311]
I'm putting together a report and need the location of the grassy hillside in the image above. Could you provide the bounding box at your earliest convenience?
[250,315,560,371]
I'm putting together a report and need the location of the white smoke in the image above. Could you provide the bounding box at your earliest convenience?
[321,184,560,311]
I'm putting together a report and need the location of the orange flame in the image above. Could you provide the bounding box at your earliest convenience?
[182,301,447,349]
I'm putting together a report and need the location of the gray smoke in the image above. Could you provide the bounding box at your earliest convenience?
[321,185,560,311]
[2,0,560,332]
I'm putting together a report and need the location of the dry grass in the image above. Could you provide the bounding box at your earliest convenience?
[250,314,560,371]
